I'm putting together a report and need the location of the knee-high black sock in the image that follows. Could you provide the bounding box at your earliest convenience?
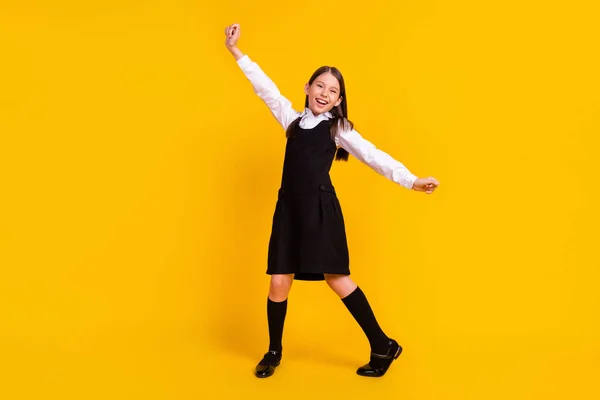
[341,287,389,354]
[267,297,287,353]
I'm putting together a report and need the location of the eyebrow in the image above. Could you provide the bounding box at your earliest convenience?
[315,80,340,91]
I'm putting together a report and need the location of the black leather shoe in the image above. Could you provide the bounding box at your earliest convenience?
[255,350,282,378]
[356,339,402,377]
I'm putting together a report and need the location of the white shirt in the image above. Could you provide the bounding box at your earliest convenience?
[237,55,418,190]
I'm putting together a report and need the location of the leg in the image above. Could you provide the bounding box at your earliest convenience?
[324,274,402,377]
[256,274,294,378]
[323,273,357,298]
[269,273,294,302]
[267,274,294,351]
[324,274,387,351]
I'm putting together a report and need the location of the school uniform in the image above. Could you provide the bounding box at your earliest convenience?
[237,55,418,281]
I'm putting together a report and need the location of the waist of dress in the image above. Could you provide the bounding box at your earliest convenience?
[279,182,337,197]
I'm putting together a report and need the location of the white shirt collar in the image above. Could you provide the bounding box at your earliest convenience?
[301,107,333,120]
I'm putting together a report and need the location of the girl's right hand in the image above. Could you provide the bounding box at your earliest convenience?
[225,23,240,49]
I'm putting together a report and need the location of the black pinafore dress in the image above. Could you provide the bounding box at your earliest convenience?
[267,119,350,281]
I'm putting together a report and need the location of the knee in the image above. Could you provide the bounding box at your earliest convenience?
[324,274,356,298]
[269,274,293,299]
[324,273,345,288]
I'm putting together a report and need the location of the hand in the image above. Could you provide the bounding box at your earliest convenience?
[224,23,240,49]
[412,177,440,194]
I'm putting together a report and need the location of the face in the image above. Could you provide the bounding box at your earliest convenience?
[304,72,343,115]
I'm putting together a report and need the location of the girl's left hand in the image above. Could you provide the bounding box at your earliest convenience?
[412,177,440,194]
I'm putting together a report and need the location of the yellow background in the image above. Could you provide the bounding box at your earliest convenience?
[1,0,599,399]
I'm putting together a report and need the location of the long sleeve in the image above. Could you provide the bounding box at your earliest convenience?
[335,126,418,190]
[237,55,300,130]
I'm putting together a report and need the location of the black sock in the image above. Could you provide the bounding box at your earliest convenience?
[267,297,287,353]
[341,287,389,355]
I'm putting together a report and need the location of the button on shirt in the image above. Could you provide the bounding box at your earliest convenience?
[237,55,418,190]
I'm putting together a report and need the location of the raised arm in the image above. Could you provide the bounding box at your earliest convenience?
[225,24,300,130]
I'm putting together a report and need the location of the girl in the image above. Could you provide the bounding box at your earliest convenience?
[224,23,440,378]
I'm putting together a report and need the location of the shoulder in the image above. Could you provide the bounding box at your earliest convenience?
[333,117,353,134]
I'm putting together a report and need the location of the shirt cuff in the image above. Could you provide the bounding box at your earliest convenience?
[237,54,251,69]
[393,169,418,190]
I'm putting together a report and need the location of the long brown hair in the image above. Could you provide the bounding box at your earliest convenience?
[285,66,353,162]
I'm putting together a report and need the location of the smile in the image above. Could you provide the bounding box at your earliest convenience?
[316,99,328,106]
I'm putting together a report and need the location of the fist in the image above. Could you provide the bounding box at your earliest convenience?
[224,23,240,48]
[412,177,440,194]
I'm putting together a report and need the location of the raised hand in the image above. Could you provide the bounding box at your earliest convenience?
[225,23,240,49]
[412,177,440,194]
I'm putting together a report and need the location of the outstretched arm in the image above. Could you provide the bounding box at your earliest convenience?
[225,24,300,130]
[335,125,440,194]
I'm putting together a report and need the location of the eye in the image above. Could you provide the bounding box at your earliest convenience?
[317,83,323,88]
